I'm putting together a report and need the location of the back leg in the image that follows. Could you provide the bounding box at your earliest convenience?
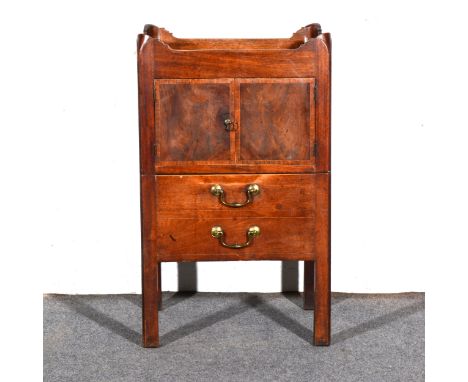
[303,260,314,310]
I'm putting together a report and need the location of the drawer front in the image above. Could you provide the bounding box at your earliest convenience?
[156,217,315,261]
[155,174,315,218]
[139,173,328,261]
[144,173,330,261]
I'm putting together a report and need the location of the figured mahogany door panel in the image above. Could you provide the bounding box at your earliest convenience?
[155,79,233,162]
[238,78,315,162]
[155,174,315,218]
[155,217,315,262]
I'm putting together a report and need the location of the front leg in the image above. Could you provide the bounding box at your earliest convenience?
[142,241,160,347]
[313,173,330,346]
[313,257,330,345]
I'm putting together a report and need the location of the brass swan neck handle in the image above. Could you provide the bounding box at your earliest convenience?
[210,184,260,208]
[211,226,261,249]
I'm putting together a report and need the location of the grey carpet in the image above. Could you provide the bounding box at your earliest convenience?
[44,292,424,382]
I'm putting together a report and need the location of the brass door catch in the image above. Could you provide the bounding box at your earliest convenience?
[223,118,236,131]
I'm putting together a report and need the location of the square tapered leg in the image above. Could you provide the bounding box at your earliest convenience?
[142,241,160,347]
[313,257,330,345]
[313,173,331,346]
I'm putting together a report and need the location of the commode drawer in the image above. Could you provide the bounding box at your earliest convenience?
[151,174,327,261]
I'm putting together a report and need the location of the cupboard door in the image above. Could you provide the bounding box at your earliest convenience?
[155,79,232,162]
[238,78,315,162]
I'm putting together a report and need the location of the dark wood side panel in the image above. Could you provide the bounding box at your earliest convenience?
[156,217,315,262]
[155,79,231,162]
[155,174,315,218]
[239,79,314,161]
[137,35,155,175]
[315,34,331,172]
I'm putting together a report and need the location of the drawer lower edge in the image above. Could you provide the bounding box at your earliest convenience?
[154,217,315,262]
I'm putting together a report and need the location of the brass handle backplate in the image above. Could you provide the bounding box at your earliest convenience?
[210,184,260,208]
[211,226,261,249]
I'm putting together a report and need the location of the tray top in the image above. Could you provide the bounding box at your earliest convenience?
[141,23,324,51]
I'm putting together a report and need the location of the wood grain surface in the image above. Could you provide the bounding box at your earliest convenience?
[152,40,319,79]
[154,78,316,172]
[239,79,314,161]
[156,80,231,161]
[156,217,315,262]
[155,174,316,218]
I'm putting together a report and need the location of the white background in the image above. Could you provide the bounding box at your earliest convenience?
[1,0,467,380]
[1,0,467,295]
